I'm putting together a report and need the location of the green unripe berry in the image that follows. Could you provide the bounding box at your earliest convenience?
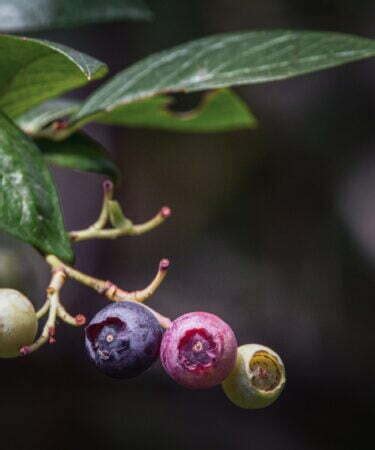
[222,343,286,409]
[0,289,37,358]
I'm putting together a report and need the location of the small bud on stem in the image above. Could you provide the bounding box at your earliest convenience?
[161,206,171,218]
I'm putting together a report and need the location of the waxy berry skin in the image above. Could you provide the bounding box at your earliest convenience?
[0,289,37,358]
[222,344,286,409]
[160,312,237,389]
[85,301,163,379]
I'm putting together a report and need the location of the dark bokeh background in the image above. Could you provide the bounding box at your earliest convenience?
[1,1,375,449]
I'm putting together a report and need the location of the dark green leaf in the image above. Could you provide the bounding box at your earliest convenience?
[74,30,375,123]
[37,133,120,182]
[17,99,79,134]
[0,34,107,117]
[98,89,257,132]
[0,112,73,262]
[18,90,256,134]
[0,0,152,32]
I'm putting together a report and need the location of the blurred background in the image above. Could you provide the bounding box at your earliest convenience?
[1,1,375,449]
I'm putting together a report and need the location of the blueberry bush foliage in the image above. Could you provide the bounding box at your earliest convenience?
[0,0,374,408]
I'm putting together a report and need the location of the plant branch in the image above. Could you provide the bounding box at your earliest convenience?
[36,299,50,319]
[20,269,66,355]
[91,180,114,230]
[28,180,173,353]
[70,205,171,242]
[45,255,171,328]
[57,303,86,327]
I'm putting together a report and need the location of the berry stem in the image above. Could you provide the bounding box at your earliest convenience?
[46,255,107,293]
[69,180,114,242]
[21,269,66,355]
[45,255,171,328]
[68,180,171,243]
[22,183,172,355]
[57,303,86,327]
[115,259,170,303]
[91,180,114,230]
[36,299,50,319]
[69,206,171,242]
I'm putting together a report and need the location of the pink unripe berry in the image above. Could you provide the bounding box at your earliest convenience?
[160,312,237,389]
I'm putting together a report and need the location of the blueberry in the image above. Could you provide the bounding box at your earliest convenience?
[0,288,37,358]
[222,344,286,409]
[85,301,163,379]
[160,312,237,389]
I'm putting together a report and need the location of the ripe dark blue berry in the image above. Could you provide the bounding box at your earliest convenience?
[85,301,163,379]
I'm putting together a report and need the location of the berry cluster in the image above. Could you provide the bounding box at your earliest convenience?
[0,181,286,409]
[85,303,286,408]
[0,287,285,409]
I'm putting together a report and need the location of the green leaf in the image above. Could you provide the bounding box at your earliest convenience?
[98,89,257,132]
[0,0,152,32]
[0,34,107,118]
[74,30,375,123]
[0,112,73,262]
[16,99,79,134]
[36,133,120,182]
[17,90,256,134]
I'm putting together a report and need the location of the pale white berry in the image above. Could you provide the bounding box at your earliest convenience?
[222,343,286,409]
[0,289,37,358]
